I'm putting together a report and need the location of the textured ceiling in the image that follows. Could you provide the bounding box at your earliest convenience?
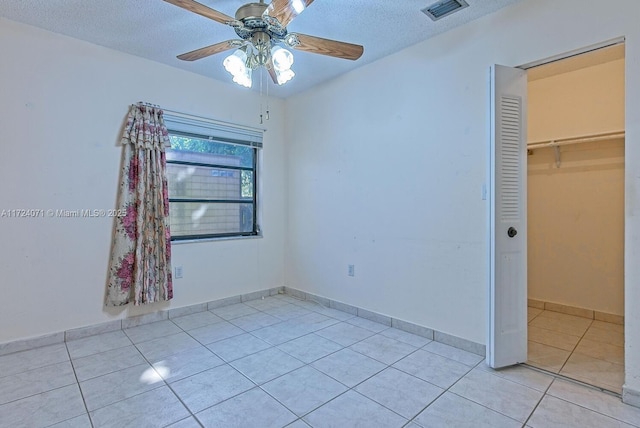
[0,0,523,98]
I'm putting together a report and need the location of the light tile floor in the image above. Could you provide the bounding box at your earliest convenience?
[527,307,625,394]
[1,295,638,427]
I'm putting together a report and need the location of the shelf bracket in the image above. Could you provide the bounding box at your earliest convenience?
[553,142,561,168]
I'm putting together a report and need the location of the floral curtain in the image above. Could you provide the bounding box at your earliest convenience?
[106,103,173,306]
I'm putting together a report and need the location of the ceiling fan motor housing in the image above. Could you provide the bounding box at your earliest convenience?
[234,2,287,43]
[235,2,267,21]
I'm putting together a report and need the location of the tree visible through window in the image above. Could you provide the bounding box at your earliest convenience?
[166,133,259,240]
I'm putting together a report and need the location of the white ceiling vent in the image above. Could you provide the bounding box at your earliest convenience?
[422,0,470,21]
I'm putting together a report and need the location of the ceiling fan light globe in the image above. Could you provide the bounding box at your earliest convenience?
[276,68,295,85]
[271,46,294,72]
[223,50,248,76]
[232,67,252,88]
[291,0,306,14]
[232,75,251,88]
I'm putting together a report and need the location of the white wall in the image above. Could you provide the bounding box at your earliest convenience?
[285,0,640,399]
[528,139,625,314]
[528,60,625,315]
[528,59,625,143]
[0,18,287,343]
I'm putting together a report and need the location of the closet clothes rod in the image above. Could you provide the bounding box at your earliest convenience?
[527,130,625,150]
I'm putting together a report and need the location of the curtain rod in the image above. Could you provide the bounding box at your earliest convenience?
[137,101,161,108]
[527,130,625,150]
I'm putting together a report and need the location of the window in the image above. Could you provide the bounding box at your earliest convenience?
[164,113,262,241]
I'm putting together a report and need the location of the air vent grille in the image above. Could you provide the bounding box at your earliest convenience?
[422,0,469,21]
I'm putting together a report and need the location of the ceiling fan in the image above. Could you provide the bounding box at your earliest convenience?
[163,0,364,87]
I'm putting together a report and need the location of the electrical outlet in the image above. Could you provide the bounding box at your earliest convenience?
[175,266,183,279]
[348,264,355,277]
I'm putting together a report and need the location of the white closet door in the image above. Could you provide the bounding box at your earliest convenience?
[487,64,528,368]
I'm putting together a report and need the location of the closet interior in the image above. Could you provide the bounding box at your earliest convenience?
[525,44,625,394]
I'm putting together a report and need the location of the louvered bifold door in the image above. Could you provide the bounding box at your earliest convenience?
[487,65,528,369]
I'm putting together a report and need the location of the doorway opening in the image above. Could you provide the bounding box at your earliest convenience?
[524,43,625,394]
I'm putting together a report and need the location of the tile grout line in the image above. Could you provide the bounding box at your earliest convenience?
[401,385,447,427]
[400,349,490,426]
[253,315,494,426]
[524,363,623,398]
[557,398,640,428]
[421,363,511,423]
[438,359,565,427]
[521,375,556,427]
[228,308,435,425]
[527,308,622,387]
[160,304,314,423]
[128,317,220,427]
[556,314,594,374]
[104,318,204,426]
[521,364,640,427]
[564,335,589,367]
[63,342,95,428]
[134,314,270,427]
[257,374,352,425]
[525,369,638,427]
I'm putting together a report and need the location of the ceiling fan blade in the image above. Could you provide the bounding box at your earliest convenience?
[266,59,279,84]
[264,0,314,27]
[177,40,243,61]
[289,33,364,60]
[163,0,235,25]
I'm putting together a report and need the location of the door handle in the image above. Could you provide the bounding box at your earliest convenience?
[507,227,518,238]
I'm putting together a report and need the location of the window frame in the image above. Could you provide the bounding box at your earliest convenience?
[164,115,262,242]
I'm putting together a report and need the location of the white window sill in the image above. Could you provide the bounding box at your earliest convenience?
[170,234,263,245]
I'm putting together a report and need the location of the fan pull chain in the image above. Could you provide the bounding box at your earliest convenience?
[266,71,270,121]
[257,67,272,125]
[259,67,264,124]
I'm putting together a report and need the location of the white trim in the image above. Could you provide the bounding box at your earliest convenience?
[518,37,625,70]
[170,234,263,245]
[623,386,640,408]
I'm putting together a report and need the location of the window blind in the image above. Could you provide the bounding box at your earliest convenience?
[163,112,263,148]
